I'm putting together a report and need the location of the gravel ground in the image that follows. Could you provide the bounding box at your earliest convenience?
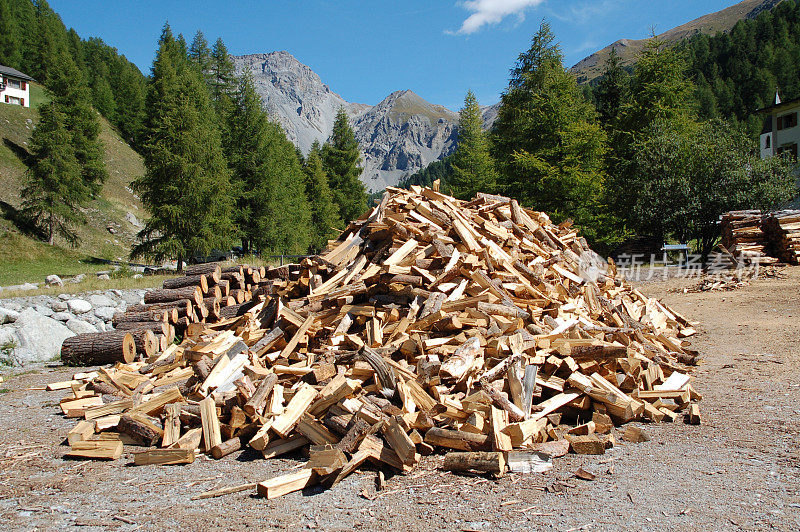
[1,270,798,531]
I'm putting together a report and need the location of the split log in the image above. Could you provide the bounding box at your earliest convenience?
[61,331,136,366]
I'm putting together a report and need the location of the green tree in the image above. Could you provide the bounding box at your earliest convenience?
[132,24,235,270]
[322,107,367,223]
[21,103,87,246]
[226,72,312,254]
[631,119,797,258]
[447,90,498,200]
[0,1,23,68]
[594,47,628,127]
[46,49,107,195]
[189,31,213,80]
[304,141,342,252]
[491,21,607,241]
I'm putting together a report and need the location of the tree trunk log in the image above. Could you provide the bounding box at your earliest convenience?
[118,414,162,446]
[112,310,170,326]
[144,286,203,306]
[185,262,223,277]
[162,274,209,293]
[113,320,170,336]
[130,329,158,359]
[61,331,136,366]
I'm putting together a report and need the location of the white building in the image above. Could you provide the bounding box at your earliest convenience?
[759,91,799,160]
[0,64,34,108]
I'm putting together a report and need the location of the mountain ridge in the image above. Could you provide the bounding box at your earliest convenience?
[570,0,785,82]
[233,52,496,192]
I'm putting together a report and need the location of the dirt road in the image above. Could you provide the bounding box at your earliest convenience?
[1,270,798,531]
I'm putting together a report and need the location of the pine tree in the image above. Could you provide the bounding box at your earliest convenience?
[491,21,607,240]
[594,47,628,127]
[29,0,69,83]
[115,62,146,147]
[447,90,497,200]
[22,103,87,246]
[226,71,312,254]
[132,24,235,270]
[0,1,23,69]
[189,31,213,84]
[304,141,342,252]
[322,107,367,223]
[46,49,107,195]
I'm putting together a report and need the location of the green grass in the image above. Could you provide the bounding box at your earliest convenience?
[0,272,175,299]
[0,82,147,285]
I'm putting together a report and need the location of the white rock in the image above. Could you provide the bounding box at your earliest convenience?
[0,326,17,347]
[12,308,75,364]
[70,274,86,284]
[66,318,98,335]
[94,307,117,321]
[50,300,68,312]
[45,274,63,286]
[18,283,38,291]
[126,212,143,228]
[58,294,72,301]
[0,308,21,324]
[133,274,143,279]
[67,299,92,314]
[89,294,115,308]
[120,292,144,306]
[95,321,107,332]
[3,301,23,311]
[34,305,53,317]
[97,274,110,281]
[51,312,73,322]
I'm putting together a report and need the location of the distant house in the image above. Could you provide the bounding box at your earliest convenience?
[0,64,34,108]
[759,90,800,160]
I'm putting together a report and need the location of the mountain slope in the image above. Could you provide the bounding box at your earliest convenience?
[233,51,497,193]
[571,0,784,83]
[0,84,146,270]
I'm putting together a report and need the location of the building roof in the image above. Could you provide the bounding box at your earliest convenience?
[756,96,800,115]
[0,65,35,82]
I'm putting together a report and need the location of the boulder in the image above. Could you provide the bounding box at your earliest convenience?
[51,312,73,322]
[50,300,68,312]
[58,293,72,301]
[89,294,116,308]
[45,274,63,287]
[3,301,23,311]
[66,318,98,335]
[94,306,117,321]
[0,308,21,324]
[67,299,92,314]
[120,291,144,306]
[69,274,86,284]
[34,305,54,317]
[12,308,75,364]
[98,274,110,281]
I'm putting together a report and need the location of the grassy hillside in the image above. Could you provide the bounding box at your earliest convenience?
[571,0,783,82]
[0,83,146,286]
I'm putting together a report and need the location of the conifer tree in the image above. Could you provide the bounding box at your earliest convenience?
[322,108,367,223]
[132,24,235,270]
[594,47,628,127]
[304,141,342,252]
[447,90,497,200]
[46,49,107,195]
[491,21,606,239]
[22,103,87,246]
[226,72,312,254]
[189,31,213,85]
[0,1,23,68]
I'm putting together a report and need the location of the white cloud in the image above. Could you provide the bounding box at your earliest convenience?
[453,0,546,35]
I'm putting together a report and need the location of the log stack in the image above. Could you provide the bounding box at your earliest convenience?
[719,210,776,265]
[763,210,800,265]
[51,186,704,498]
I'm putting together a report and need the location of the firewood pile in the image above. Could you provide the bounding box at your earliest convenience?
[719,210,776,265]
[763,210,800,265]
[50,186,704,499]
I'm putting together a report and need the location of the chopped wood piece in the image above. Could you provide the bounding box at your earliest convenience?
[133,448,195,466]
[443,451,506,474]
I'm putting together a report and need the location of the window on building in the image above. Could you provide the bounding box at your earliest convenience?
[4,95,21,105]
[778,112,798,130]
[7,79,21,90]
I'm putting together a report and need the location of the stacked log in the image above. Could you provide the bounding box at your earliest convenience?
[719,210,775,265]
[763,210,800,265]
[52,186,704,498]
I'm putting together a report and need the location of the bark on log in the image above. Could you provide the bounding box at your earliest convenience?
[127,300,192,317]
[130,329,158,360]
[118,414,161,446]
[144,286,203,306]
[113,321,170,336]
[443,451,506,474]
[185,262,223,277]
[61,331,136,366]
[211,437,242,459]
[243,373,278,417]
[162,274,209,293]
[112,310,170,326]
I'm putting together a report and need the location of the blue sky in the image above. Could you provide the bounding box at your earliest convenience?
[49,0,739,110]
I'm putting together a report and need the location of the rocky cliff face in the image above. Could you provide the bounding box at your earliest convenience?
[233,52,497,193]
